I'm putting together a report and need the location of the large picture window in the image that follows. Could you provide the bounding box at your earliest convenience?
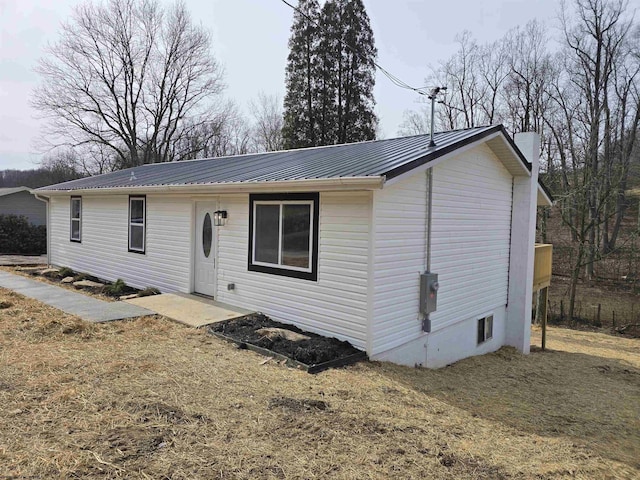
[248,193,319,281]
[128,196,146,253]
[70,196,81,242]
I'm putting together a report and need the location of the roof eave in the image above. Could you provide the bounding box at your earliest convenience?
[537,183,553,207]
[383,125,531,182]
[35,176,386,196]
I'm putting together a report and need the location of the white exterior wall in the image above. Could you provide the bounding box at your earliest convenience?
[370,172,427,355]
[429,144,513,332]
[215,192,370,349]
[371,144,514,367]
[505,133,540,353]
[49,194,193,292]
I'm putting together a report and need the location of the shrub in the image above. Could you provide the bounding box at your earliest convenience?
[0,215,46,254]
[104,279,128,296]
[58,267,75,278]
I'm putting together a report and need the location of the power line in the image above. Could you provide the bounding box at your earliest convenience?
[279,0,430,96]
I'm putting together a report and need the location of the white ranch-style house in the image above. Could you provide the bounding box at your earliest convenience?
[36,125,552,368]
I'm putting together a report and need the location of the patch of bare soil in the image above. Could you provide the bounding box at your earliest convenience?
[1,287,639,479]
[209,313,363,367]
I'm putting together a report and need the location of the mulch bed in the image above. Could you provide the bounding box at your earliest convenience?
[208,313,366,373]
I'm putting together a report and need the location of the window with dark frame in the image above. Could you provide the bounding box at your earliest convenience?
[248,193,319,281]
[477,315,494,345]
[128,196,146,253]
[70,196,81,242]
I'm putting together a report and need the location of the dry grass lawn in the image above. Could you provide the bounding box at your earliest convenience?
[0,287,638,479]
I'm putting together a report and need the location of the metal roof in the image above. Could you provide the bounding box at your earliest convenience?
[38,125,531,192]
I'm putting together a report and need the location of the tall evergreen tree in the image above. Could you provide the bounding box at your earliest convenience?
[282,0,320,149]
[331,0,378,143]
[316,0,339,145]
[282,0,377,148]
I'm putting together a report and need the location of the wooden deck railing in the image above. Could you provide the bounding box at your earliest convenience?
[533,243,553,292]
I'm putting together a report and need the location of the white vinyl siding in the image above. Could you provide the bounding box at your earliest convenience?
[428,145,513,330]
[370,144,513,356]
[49,194,192,292]
[371,172,428,355]
[216,192,370,349]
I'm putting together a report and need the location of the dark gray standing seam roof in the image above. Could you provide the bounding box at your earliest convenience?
[38,125,532,192]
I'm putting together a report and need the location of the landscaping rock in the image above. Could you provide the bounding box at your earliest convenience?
[256,327,310,342]
[119,294,139,300]
[61,276,75,284]
[18,266,45,273]
[73,280,105,290]
[39,268,60,278]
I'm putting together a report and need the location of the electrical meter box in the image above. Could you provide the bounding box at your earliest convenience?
[420,272,439,315]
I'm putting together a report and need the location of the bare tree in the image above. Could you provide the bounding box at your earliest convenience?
[398,108,430,136]
[249,92,284,152]
[503,20,554,135]
[477,40,509,125]
[430,32,490,130]
[32,0,224,172]
[176,101,253,159]
[560,0,633,279]
[600,23,640,252]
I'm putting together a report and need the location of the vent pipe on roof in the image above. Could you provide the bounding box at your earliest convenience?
[428,87,447,147]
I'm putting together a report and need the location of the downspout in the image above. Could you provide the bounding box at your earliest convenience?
[34,194,50,266]
[423,169,434,333]
[426,169,433,274]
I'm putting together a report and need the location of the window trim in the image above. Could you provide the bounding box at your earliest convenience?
[477,314,494,345]
[70,196,82,243]
[128,195,146,254]
[248,193,319,281]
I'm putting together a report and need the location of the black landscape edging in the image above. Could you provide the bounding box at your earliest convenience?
[208,329,368,374]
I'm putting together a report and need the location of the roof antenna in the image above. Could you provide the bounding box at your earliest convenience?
[428,86,447,147]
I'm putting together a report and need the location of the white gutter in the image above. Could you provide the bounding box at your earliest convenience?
[537,184,553,207]
[35,176,386,197]
[33,193,51,266]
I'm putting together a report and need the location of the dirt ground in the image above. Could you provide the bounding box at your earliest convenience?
[1,288,638,479]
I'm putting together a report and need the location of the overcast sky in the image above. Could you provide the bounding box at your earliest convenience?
[0,0,563,170]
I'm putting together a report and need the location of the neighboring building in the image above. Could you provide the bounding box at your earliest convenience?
[36,125,552,368]
[0,187,47,226]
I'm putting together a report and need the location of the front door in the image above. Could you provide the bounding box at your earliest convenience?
[194,202,217,296]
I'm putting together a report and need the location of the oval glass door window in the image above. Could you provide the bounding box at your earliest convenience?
[202,213,212,258]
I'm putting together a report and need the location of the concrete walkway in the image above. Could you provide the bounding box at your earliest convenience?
[0,270,154,323]
[126,293,252,328]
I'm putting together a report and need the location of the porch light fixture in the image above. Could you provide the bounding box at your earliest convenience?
[213,210,227,226]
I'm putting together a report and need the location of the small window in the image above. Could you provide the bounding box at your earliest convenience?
[70,196,81,242]
[477,315,494,345]
[129,196,146,253]
[248,193,319,281]
[202,212,212,258]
